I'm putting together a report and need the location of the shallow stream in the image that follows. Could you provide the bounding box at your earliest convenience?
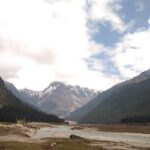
[32,125,150,147]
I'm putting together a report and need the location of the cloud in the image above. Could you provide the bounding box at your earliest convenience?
[0,50,21,79]
[0,0,126,91]
[148,19,150,25]
[1,0,146,91]
[112,22,150,79]
[0,64,20,79]
[87,0,126,32]
[135,1,145,12]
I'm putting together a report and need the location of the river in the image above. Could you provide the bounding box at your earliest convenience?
[32,125,150,147]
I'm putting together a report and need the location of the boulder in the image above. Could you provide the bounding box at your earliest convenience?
[69,134,84,140]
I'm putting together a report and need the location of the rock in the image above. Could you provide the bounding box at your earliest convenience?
[69,134,84,140]
[51,142,57,147]
[24,133,30,137]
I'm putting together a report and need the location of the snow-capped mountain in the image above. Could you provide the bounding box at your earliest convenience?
[0,77,63,123]
[5,81,100,117]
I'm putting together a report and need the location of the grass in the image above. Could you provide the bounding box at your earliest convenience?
[0,125,26,137]
[0,141,43,150]
[0,139,149,150]
[0,139,105,150]
[0,126,10,136]
[43,138,105,150]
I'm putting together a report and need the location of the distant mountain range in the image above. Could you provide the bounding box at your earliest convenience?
[5,81,99,117]
[0,77,63,123]
[67,69,150,124]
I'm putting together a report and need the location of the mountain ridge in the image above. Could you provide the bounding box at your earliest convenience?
[0,76,64,123]
[67,69,150,124]
[5,81,100,117]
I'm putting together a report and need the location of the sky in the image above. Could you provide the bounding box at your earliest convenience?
[0,0,150,91]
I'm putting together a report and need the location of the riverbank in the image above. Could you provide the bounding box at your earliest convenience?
[0,123,150,150]
[71,124,150,134]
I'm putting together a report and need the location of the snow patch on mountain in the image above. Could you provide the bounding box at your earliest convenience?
[6,81,100,117]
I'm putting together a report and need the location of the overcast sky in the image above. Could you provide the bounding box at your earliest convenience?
[0,0,150,91]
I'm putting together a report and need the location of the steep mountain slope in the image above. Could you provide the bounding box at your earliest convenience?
[38,82,99,116]
[0,77,63,123]
[68,69,150,124]
[5,82,39,107]
[6,81,99,117]
[66,87,115,121]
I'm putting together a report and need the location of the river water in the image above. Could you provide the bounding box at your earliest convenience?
[32,125,150,147]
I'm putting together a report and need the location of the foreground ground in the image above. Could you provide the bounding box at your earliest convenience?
[0,123,150,150]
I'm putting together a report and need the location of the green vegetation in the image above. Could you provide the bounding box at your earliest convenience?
[0,105,64,123]
[80,78,150,124]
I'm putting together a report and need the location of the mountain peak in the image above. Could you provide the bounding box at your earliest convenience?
[43,81,65,93]
[50,81,65,87]
[140,69,150,77]
[5,79,100,117]
[131,69,150,83]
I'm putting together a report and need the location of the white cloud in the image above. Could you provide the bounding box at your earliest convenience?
[0,0,136,91]
[112,24,150,78]
[87,0,126,32]
[0,0,117,90]
[148,18,150,25]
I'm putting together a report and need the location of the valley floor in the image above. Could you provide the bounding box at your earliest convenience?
[0,123,150,150]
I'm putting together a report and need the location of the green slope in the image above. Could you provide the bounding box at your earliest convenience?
[80,78,150,124]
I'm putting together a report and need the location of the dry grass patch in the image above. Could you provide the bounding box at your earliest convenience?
[79,124,150,134]
[0,139,105,150]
